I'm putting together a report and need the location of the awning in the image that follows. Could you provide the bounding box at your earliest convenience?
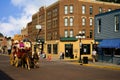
[98,39,120,48]
[60,37,77,42]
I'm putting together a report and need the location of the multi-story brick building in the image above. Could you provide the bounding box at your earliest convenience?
[28,0,120,60]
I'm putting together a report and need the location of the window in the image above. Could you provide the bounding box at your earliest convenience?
[90,18,93,26]
[115,15,119,32]
[82,5,86,14]
[82,17,86,26]
[99,7,102,13]
[64,30,68,37]
[70,5,74,14]
[47,44,51,54]
[64,5,68,14]
[64,18,68,26]
[89,6,93,15]
[53,44,58,54]
[108,8,112,12]
[70,17,74,26]
[90,30,93,38]
[70,30,73,37]
[81,44,90,55]
[98,19,101,33]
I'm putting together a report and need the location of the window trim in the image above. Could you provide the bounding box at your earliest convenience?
[70,17,74,26]
[70,5,74,14]
[82,5,86,14]
[64,17,68,26]
[114,15,119,32]
[82,17,86,26]
[64,5,68,14]
[97,19,101,33]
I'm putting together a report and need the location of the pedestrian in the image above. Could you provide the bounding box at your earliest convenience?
[92,49,97,62]
[7,38,12,55]
[60,52,62,60]
[62,52,64,59]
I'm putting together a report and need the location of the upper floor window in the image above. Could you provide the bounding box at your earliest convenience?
[99,7,102,14]
[108,8,112,12]
[47,11,52,19]
[89,6,93,15]
[64,30,68,37]
[70,5,74,14]
[82,5,86,14]
[64,18,68,26]
[115,15,119,32]
[90,30,93,38]
[97,19,101,33]
[53,8,58,17]
[70,30,74,37]
[82,17,86,26]
[70,17,74,26]
[64,5,68,14]
[90,18,93,26]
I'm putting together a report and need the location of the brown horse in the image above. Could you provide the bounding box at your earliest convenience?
[21,49,39,70]
[21,49,32,70]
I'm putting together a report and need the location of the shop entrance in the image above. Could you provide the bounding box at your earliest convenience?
[65,44,73,58]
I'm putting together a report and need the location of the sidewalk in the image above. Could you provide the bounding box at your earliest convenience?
[51,56,120,70]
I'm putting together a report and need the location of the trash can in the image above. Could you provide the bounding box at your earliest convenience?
[83,57,88,64]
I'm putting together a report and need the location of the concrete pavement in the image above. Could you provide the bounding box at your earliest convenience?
[50,55,120,70]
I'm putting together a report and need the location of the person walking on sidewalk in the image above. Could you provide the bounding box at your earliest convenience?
[92,49,97,62]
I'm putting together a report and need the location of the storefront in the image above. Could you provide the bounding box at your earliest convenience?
[98,39,120,64]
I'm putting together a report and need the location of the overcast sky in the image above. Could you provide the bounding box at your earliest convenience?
[0,0,58,37]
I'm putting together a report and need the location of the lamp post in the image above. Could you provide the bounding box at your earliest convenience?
[35,25,42,53]
[76,31,85,64]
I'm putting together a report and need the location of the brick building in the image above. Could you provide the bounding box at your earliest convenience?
[28,0,120,60]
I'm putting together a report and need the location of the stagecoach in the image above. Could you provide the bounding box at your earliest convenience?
[9,40,39,70]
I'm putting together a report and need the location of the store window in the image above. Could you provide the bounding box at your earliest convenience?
[81,44,90,55]
[53,44,58,54]
[47,44,51,54]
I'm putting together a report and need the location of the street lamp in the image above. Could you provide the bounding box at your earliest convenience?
[36,25,42,40]
[35,25,42,53]
[76,31,85,64]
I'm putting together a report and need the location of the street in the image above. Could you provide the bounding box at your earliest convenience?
[0,55,120,80]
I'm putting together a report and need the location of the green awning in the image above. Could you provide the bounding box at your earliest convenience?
[60,37,77,42]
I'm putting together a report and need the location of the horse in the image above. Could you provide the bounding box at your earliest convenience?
[21,48,40,70]
[31,52,39,68]
[21,48,32,70]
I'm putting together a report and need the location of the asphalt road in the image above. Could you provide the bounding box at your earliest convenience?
[0,55,120,80]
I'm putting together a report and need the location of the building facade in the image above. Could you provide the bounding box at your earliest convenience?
[95,9,120,64]
[28,0,120,60]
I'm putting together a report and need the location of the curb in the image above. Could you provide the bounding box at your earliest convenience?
[83,63,120,70]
